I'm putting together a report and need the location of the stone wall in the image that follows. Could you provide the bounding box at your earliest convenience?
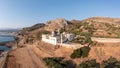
[59,43,84,49]
[91,37,120,43]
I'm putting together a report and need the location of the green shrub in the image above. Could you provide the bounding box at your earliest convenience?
[101,57,120,68]
[70,46,91,58]
[70,48,82,58]
[81,46,91,57]
[72,37,85,44]
[77,60,100,68]
[43,57,67,68]
[54,63,63,68]
[42,30,51,34]
[85,36,93,45]
[60,29,66,33]
[79,32,92,37]
[72,36,93,45]
[25,37,34,44]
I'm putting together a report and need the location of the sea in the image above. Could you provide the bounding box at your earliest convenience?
[0,35,15,51]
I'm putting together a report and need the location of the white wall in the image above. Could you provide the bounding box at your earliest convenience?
[42,34,57,45]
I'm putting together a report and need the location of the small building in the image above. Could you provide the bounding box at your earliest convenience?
[41,30,75,45]
[42,34,57,45]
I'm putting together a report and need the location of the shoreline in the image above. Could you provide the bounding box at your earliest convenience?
[0,41,15,48]
[0,51,9,68]
[0,39,18,68]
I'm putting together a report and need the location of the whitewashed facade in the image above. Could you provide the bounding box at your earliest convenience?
[42,34,57,45]
[42,31,75,46]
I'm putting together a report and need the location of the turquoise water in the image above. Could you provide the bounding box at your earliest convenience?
[0,36,14,51]
[0,46,11,51]
[0,36,14,42]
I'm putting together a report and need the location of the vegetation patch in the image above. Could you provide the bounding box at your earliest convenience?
[72,36,93,45]
[101,57,120,68]
[43,57,67,68]
[70,46,91,58]
[43,57,120,68]
[22,23,45,32]
[77,60,99,68]
[77,57,120,68]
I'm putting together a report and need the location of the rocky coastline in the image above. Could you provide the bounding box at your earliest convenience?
[0,41,15,48]
[0,37,18,68]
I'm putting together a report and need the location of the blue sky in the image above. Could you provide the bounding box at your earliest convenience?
[0,0,120,28]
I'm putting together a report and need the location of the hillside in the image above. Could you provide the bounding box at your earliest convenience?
[66,17,120,38]
[21,23,45,33]
[83,17,120,25]
[17,17,120,45]
[4,17,120,68]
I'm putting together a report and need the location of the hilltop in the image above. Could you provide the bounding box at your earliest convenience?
[67,17,120,38]
[22,17,120,31]
[19,17,120,43]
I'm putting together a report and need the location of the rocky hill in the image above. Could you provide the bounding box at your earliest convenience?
[66,17,120,38]
[82,17,120,31]
[44,18,72,31]
[18,17,120,45]
[83,17,120,25]
[86,17,120,37]
[21,23,45,33]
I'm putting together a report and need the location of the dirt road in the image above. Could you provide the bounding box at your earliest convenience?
[4,45,47,68]
[91,37,120,43]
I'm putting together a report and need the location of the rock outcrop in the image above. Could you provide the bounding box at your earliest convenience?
[44,18,71,31]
